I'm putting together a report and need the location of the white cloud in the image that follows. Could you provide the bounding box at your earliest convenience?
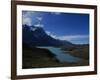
[22,12,35,18]
[46,31,88,41]
[36,16,42,21]
[46,31,89,44]
[22,11,35,26]
[51,12,61,15]
[34,16,44,27]
[22,12,44,27]
[22,17,32,26]
[57,35,89,41]
[34,24,44,27]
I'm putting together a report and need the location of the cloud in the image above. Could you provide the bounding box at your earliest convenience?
[22,12,35,18]
[22,17,32,26]
[22,11,35,26]
[51,12,61,15]
[57,35,89,44]
[46,31,89,41]
[36,16,42,21]
[34,16,44,27]
[22,11,44,27]
[57,35,89,41]
[45,31,89,44]
[34,24,44,27]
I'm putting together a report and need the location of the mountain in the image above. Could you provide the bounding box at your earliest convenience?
[22,25,74,47]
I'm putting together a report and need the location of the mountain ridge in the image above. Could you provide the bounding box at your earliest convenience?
[22,24,74,47]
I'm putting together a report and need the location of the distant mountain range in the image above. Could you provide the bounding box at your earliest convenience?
[23,25,74,47]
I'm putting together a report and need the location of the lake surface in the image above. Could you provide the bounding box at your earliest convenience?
[37,47,82,63]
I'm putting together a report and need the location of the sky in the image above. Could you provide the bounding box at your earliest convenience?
[22,11,89,44]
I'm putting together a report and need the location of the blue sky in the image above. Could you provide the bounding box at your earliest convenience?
[22,11,89,44]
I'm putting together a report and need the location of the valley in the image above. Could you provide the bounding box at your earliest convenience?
[22,44,89,69]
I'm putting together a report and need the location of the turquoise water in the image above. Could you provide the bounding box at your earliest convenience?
[37,47,82,63]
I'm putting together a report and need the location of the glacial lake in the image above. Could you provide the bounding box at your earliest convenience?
[37,47,82,63]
